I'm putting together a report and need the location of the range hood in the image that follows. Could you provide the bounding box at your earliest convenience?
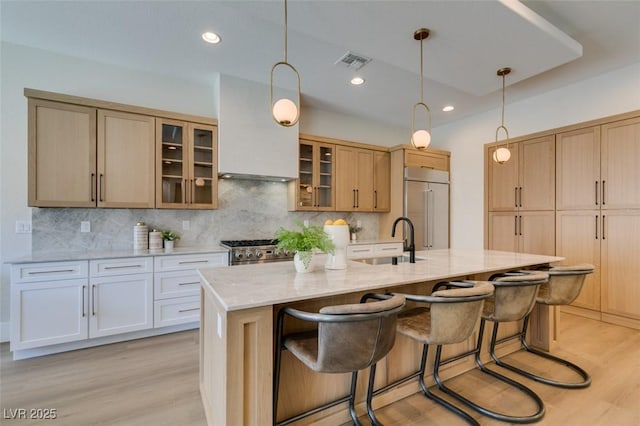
[217,74,298,182]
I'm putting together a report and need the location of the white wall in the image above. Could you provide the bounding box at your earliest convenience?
[434,62,640,249]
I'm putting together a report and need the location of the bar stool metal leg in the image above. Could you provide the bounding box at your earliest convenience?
[490,314,591,388]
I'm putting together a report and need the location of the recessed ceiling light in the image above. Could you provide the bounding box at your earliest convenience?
[202,32,221,44]
[442,105,455,112]
[350,77,365,85]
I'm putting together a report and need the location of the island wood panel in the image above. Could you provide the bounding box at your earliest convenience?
[199,287,273,426]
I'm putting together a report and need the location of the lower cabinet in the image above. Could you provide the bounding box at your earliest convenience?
[10,251,228,356]
[11,278,88,350]
[153,252,228,328]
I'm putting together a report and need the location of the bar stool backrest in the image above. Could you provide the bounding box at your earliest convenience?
[428,282,495,345]
[315,294,405,373]
[537,264,595,305]
[485,272,549,322]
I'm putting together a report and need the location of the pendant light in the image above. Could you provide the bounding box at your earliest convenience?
[493,67,512,164]
[270,0,300,127]
[411,28,432,149]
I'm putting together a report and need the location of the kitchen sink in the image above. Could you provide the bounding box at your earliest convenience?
[357,255,427,265]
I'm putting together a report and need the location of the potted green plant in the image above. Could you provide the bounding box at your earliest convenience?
[274,221,334,273]
[161,230,180,252]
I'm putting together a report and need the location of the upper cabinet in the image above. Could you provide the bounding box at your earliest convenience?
[156,119,218,209]
[373,151,391,212]
[28,99,97,207]
[28,99,155,208]
[26,89,217,209]
[288,135,390,213]
[335,146,374,212]
[98,110,155,208]
[290,139,335,211]
[487,135,555,212]
[601,117,640,209]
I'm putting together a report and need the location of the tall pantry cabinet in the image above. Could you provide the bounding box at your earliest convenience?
[556,116,640,327]
[486,135,556,256]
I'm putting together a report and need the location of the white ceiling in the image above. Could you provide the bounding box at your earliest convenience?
[2,1,639,130]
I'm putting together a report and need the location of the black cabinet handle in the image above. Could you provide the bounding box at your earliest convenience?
[595,215,598,239]
[90,173,95,202]
[595,181,598,206]
[602,180,606,205]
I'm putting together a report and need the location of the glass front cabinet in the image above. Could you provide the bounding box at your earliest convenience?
[156,119,218,209]
[293,139,335,211]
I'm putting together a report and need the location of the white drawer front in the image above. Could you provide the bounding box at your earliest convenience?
[154,296,200,328]
[154,271,201,300]
[374,243,404,257]
[154,253,228,272]
[11,261,89,283]
[90,257,153,277]
[347,246,376,259]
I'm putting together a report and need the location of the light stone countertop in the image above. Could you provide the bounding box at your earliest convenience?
[199,249,563,312]
[5,246,228,264]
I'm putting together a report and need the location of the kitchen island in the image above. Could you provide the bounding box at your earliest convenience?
[199,249,562,426]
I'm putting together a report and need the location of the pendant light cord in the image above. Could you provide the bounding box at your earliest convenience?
[284,0,288,63]
[419,37,424,103]
[501,72,506,128]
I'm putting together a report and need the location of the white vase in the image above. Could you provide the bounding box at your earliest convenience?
[294,251,314,273]
[164,240,174,252]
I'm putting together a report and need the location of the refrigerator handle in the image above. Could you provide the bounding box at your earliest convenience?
[424,189,434,248]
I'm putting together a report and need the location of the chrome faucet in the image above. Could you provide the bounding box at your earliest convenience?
[391,217,415,264]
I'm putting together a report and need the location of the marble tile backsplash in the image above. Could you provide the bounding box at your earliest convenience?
[32,180,380,253]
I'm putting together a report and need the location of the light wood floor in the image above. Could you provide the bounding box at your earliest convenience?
[1,313,638,425]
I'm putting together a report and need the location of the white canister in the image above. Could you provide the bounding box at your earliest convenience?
[133,222,149,251]
[149,229,163,251]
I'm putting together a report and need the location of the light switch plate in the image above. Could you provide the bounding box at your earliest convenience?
[182,220,190,230]
[15,221,32,234]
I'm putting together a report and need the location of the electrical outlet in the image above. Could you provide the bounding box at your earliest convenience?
[182,220,190,230]
[303,219,309,227]
[356,220,362,228]
[81,221,91,233]
[15,221,32,234]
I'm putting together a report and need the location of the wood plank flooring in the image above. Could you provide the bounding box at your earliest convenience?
[1,313,638,425]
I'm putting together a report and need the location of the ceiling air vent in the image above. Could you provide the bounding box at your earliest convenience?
[334,51,372,70]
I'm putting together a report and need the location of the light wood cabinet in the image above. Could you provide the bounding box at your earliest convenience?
[601,210,640,321]
[373,151,391,212]
[335,146,374,211]
[288,139,335,211]
[28,99,97,207]
[156,119,218,209]
[555,210,601,311]
[601,117,640,209]
[28,99,155,208]
[98,110,155,208]
[555,116,640,326]
[488,135,555,212]
[487,211,555,255]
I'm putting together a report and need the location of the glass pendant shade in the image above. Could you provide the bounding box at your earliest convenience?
[273,98,298,126]
[493,147,511,164]
[411,129,431,149]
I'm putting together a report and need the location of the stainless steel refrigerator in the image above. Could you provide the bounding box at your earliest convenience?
[403,167,450,250]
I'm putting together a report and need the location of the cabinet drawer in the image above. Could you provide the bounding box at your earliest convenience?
[11,261,88,283]
[374,243,404,257]
[154,296,200,328]
[154,270,201,300]
[90,257,153,277]
[347,246,376,259]
[154,253,228,272]
[405,150,449,171]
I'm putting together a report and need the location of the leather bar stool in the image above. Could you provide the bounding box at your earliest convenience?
[364,281,494,426]
[492,264,595,388]
[430,272,549,424]
[272,294,405,426]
